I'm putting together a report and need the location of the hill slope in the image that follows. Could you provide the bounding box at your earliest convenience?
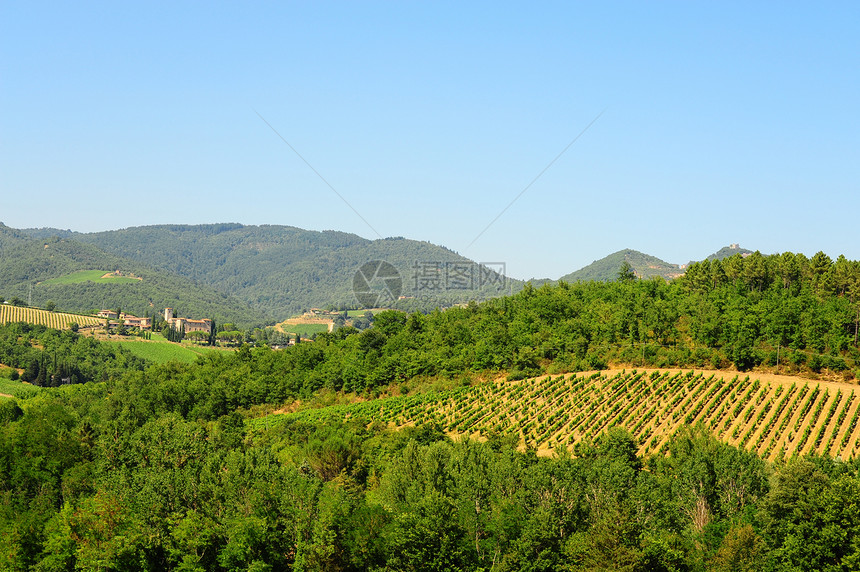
[0,225,268,326]
[558,248,683,282]
[277,369,860,460]
[21,224,520,316]
[704,244,754,261]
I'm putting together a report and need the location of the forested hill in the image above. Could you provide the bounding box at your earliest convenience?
[558,248,683,282]
[2,249,860,569]
[556,245,758,283]
[701,244,754,262]
[0,224,268,326]
[0,223,33,249]
[19,223,523,316]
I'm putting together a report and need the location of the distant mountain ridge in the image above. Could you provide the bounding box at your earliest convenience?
[9,221,760,317]
[16,224,522,319]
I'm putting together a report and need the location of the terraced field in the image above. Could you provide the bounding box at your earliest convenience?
[269,370,860,460]
[0,305,102,329]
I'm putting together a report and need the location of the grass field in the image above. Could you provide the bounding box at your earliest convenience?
[40,270,141,285]
[105,337,223,364]
[261,369,860,460]
[0,305,102,329]
[346,309,380,318]
[279,323,330,336]
[275,309,379,335]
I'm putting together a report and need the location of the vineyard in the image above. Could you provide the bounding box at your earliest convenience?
[0,305,102,329]
[270,370,860,460]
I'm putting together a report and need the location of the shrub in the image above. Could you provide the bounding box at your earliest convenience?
[733,345,755,371]
[808,353,823,373]
[711,352,723,369]
[586,354,607,371]
[827,355,848,371]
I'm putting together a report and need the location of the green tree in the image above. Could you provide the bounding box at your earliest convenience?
[617,260,637,282]
[710,524,765,572]
[208,318,217,346]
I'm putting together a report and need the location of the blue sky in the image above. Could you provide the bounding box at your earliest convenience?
[2,2,858,280]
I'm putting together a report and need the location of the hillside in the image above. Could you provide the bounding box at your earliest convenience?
[3,249,860,570]
[277,369,860,460]
[557,244,760,283]
[558,248,683,282]
[704,243,754,261]
[0,223,33,250]
[0,305,103,329]
[20,224,520,316]
[0,224,268,327]
[18,226,762,313]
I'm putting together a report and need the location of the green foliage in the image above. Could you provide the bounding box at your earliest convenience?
[19,223,522,318]
[0,399,23,422]
[279,323,329,337]
[560,248,681,282]
[0,228,268,327]
[104,338,219,364]
[40,270,141,285]
[5,378,860,569]
[616,260,637,282]
[0,377,40,399]
[0,322,147,387]
[1,227,860,567]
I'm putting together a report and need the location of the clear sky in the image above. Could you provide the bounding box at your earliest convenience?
[2,2,858,280]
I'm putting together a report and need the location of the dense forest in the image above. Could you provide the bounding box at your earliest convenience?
[4,383,860,570]
[179,249,857,404]
[18,224,520,317]
[0,225,269,327]
[0,323,147,386]
[1,249,860,569]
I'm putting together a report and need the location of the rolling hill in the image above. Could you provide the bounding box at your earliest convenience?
[703,243,754,261]
[273,369,860,461]
[12,222,767,319]
[556,244,758,283]
[19,224,521,317]
[558,248,684,282]
[0,224,269,327]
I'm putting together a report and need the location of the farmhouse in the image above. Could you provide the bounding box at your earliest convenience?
[97,310,152,329]
[121,313,152,329]
[164,308,212,334]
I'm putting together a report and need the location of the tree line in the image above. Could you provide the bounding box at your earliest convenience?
[0,249,859,568]
[4,251,859,407]
[4,389,860,570]
[0,322,147,386]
